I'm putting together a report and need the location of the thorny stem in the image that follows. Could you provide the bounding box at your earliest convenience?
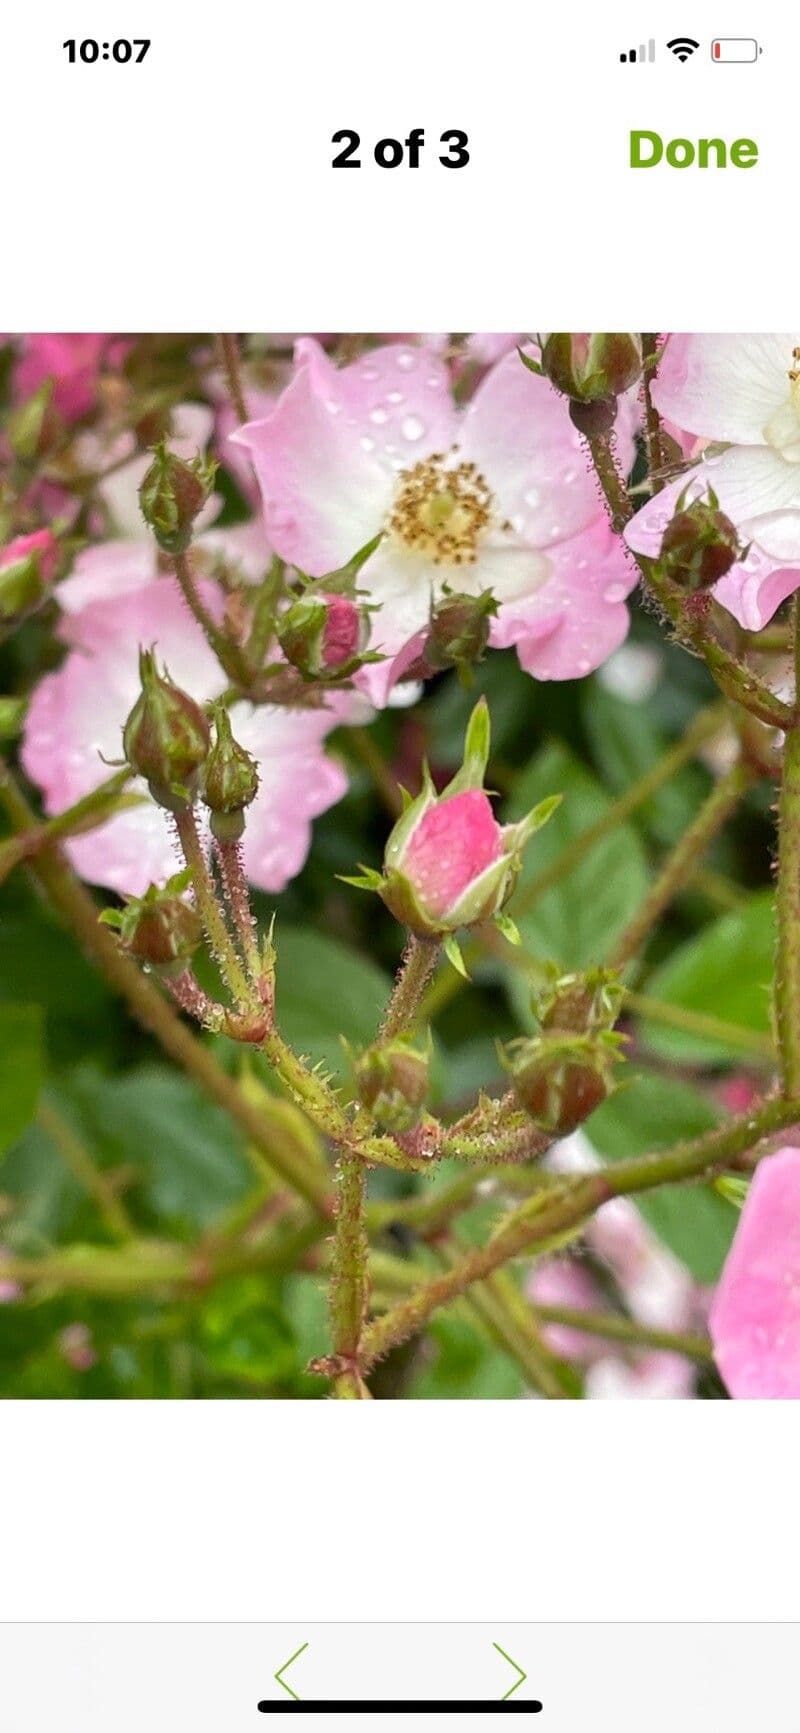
[608,759,755,971]
[0,763,332,1216]
[214,835,262,981]
[640,333,666,488]
[585,427,634,531]
[329,1152,370,1398]
[380,935,440,1039]
[174,806,253,1006]
[173,548,253,688]
[360,1092,800,1370]
[215,332,250,427]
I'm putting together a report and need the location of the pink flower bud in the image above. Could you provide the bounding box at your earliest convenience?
[400,789,504,922]
[278,592,370,678]
[0,529,59,626]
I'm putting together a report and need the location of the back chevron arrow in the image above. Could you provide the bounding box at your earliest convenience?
[274,1642,309,1700]
[492,1642,528,1700]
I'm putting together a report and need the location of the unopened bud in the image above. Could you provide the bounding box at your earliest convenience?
[202,706,259,840]
[658,488,742,591]
[534,966,624,1035]
[541,333,643,404]
[0,530,59,626]
[502,1029,624,1135]
[424,588,497,673]
[101,879,203,976]
[138,441,216,555]
[278,592,370,678]
[122,649,210,809]
[355,1036,430,1132]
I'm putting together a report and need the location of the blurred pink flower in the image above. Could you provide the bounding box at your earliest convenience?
[652,335,800,564]
[529,1131,701,1398]
[625,472,800,633]
[0,528,59,583]
[22,553,352,898]
[13,334,122,424]
[232,339,638,703]
[710,1146,800,1398]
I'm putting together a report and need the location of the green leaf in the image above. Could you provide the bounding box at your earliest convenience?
[588,1070,736,1281]
[274,927,392,1077]
[503,742,650,1024]
[443,933,470,979]
[581,682,709,847]
[638,891,775,1064]
[0,1004,44,1156]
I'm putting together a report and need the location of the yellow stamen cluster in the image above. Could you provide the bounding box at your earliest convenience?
[387,450,495,566]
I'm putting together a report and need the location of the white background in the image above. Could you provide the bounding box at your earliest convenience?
[1,0,800,1650]
[0,1,792,331]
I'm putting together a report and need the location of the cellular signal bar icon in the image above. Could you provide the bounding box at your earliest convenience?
[620,39,656,61]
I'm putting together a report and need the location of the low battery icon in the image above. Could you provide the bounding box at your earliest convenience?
[711,38,762,61]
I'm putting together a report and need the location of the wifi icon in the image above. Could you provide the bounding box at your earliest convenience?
[667,36,700,60]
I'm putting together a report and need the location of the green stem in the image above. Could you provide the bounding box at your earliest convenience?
[528,1300,712,1362]
[360,1091,800,1369]
[348,727,404,819]
[37,1097,134,1241]
[608,760,754,971]
[174,807,253,1005]
[0,769,136,885]
[625,988,775,1063]
[585,427,634,531]
[640,333,666,488]
[0,764,333,1217]
[380,935,440,1039]
[214,835,262,981]
[329,1153,370,1397]
[173,549,253,688]
[215,333,249,426]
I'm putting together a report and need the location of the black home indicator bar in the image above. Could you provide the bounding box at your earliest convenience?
[259,1703,543,1715]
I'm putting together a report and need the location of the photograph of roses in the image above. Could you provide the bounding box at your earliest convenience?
[1,332,799,1400]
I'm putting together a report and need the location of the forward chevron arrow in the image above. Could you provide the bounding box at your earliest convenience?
[492,1641,527,1700]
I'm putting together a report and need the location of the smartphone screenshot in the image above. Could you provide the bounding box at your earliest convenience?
[0,2,798,1726]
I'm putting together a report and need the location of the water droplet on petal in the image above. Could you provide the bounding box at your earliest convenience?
[370,407,389,425]
[360,435,376,452]
[604,583,628,604]
[401,415,425,442]
[396,350,417,371]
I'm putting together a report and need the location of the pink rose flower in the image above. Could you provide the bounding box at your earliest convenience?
[625,473,800,633]
[710,1146,800,1398]
[651,335,800,564]
[232,339,637,703]
[13,334,120,424]
[22,561,352,898]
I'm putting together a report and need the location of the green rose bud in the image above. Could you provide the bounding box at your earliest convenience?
[122,649,211,810]
[355,1036,430,1132]
[138,440,217,555]
[540,333,643,404]
[501,1028,624,1135]
[101,877,202,976]
[658,486,742,592]
[202,706,259,841]
[424,587,497,674]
